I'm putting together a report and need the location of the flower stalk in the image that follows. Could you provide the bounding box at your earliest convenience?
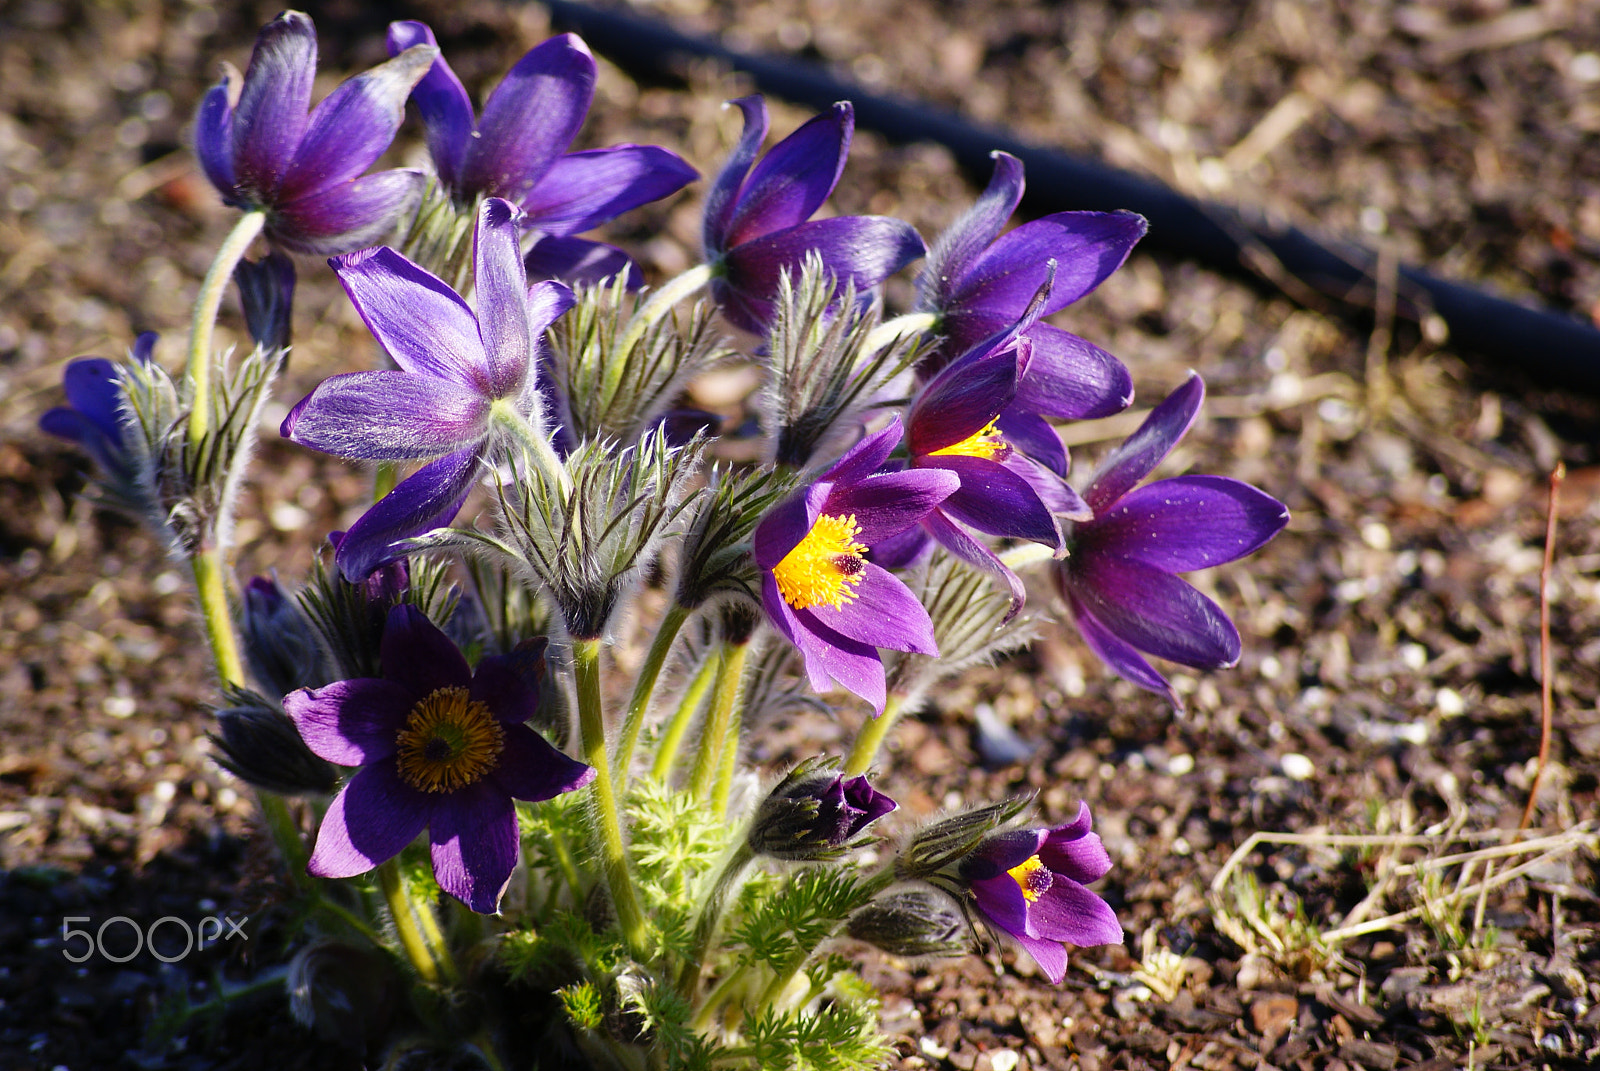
[650,655,717,782]
[843,693,906,777]
[185,209,265,444]
[687,640,749,802]
[612,600,691,786]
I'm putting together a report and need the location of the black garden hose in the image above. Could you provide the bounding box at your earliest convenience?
[544,0,1600,393]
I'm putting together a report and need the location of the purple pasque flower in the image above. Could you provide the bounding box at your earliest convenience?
[1055,373,1289,706]
[957,802,1122,983]
[753,417,959,714]
[39,332,155,482]
[916,152,1146,459]
[286,604,593,913]
[702,96,926,334]
[282,198,575,581]
[194,11,437,255]
[386,22,696,284]
[749,763,897,861]
[903,329,1091,612]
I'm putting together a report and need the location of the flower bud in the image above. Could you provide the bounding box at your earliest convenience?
[896,793,1033,881]
[210,688,336,796]
[235,251,296,353]
[242,574,328,697]
[747,758,896,861]
[846,889,968,958]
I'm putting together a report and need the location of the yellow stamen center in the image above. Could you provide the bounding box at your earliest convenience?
[1008,855,1052,902]
[395,687,505,793]
[772,512,869,610]
[929,419,1007,460]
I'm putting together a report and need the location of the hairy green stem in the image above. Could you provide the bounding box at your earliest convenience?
[678,842,754,997]
[185,210,265,444]
[651,656,717,782]
[604,263,714,404]
[572,638,648,957]
[612,601,691,787]
[711,699,741,820]
[842,693,906,777]
[690,963,749,1032]
[313,894,384,946]
[687,642,748,802]
[412,883,461,985]
[377,859,440,984]
[256,789,310,889]
[493,401,571,496]
[192,547,245,687]
[861,310,937,357]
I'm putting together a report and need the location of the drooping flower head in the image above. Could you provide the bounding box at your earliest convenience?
[286,604,593,913]
[753,418,959,713]
[957,802,1122,983]
[387,22,697,285]
[39,332,155,485]
[915,152,1146,471]
[1055,374,1289,707]
[194,11,437,254]
[702,96,926,334]
[282,198,575,581]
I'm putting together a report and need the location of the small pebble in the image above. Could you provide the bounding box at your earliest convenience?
[1280,753,1315,781]
[990,1052,1019,1071]
[1436,687,1466,717]
[1167,753,1195,776]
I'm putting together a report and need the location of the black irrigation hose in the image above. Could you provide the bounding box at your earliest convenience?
[544,0,1600,393]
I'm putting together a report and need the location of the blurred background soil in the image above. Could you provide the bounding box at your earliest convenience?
[3,0,1600,1068]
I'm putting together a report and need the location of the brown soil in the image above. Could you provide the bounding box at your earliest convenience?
[3,1,1599,1069]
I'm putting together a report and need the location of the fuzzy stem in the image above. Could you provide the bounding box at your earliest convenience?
[613,601,691,787]
[192,547,245,687]
[687,641,748,802]
[255,787,310,889]
[754,866,898,1009]
[711,699,741,820]
[678,842,755,997]
[861,310,937,357]
[412,885,461,985]
[377,859,440,984]
[842,693,906,777]
[690,963,749,1031]
[572,638,648,957]
[185,210,266,445]
[604,263,714,404]
[545,819,585,909]
[313,895,384,946]
[651,656,718,782]
[493,400,571,496]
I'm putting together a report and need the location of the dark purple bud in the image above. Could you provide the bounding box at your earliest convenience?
[210,688,336,796]
[235,251,296,352]
[747,758,896,861]
[241,574,328,697]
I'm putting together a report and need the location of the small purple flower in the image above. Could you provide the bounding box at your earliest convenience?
[39,332,155,482]
[387,22,697,284]
[753,418,959,713]
[286,604,594,913]
[916,153,1146,463]
[702,97,926,333]
[1055,374,1289,706]
[904,330,1090,611]
[282,198,575,581]
[749,764,897,860]
[958,802,1122,983]
[194,11,438,254]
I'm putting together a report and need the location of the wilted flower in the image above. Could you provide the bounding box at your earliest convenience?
[1055,373,1288,706]
[286,605,593,912]
[387,22,697,285]
[702,96,925,333]
[957,802,1122,983]
[282,198,574,580]
[39,332,154,486]
[194,11,436,254]
[748,759,896,860]
[753,417,958,713]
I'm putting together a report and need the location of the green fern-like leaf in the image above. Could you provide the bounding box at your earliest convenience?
[729,867,872,977]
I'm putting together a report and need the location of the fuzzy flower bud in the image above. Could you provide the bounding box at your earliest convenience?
[210,688,336,796]
[747,757,896,861]
[846,889,968,958]
[241,574,328,698]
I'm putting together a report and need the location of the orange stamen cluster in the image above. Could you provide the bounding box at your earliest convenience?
[395,686,505,793]
[773,513,869,610]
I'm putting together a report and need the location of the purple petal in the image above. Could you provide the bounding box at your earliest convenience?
[719,215,927,333]
[1086,373,1204,513]
[807,563,938,655]
[386,21,473,189]
[1002,451,1091,521]
[763,576,887,712]
[842,775,897,825]
[308,761,431,878]
[822,415,905,485]
[470,645,545,724]
[1011,323,1134,421]
[517,145,697,235]
[232,11,317,200]
[460,34,595,202]
[1011,932,1070,984]
[284,678,413,765]
[60,358,124,440]
[330,244,488,388]
[1027,879,1123,946]
[281,370,490,461]
[926,455,1061,547]
[995,405,1067,475]
[334,448,481,582]
[269,168,426,255]
[955,211,1146,315]
[525,235,641,288]
[1062,585,1177,701]
[1084,475,1289,571]
[907,342,1018,457]
[1039,807,1113,884]
[971,828,1049,874]
[971,873,1029,939]
[380,603,473,697]
[919,150,1024,311]
[194,67,238,196]
[921,510,1026,618]
[824,467,960,546]
[38,408,96,450]
[279,44,436,203]
[753,482,828,569]
[869,523,933,570]
[487,724,595,801]
[702,96,768,253]
[723,102,852,248]
[428,780,517,913]
[1064,554,1240,670]
[474,198,534,399]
